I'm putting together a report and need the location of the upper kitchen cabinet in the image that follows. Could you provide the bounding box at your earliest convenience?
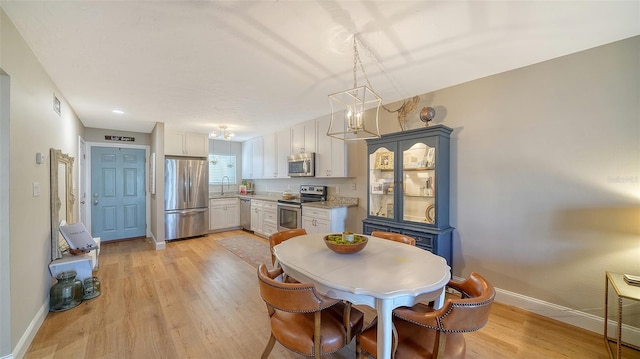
[242,137,264,179]
[316,117,351,178]
[291,119,316,155]
[362,125,454,265]
[276,128,291,178]
[165,130,209,157]
[262,133,278,179]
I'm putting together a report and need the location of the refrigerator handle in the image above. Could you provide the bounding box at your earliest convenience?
[188,168,192,203]
[183,166,188,201]
[165,208,208,215]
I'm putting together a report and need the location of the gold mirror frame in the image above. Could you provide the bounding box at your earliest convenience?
[50,148,75,260]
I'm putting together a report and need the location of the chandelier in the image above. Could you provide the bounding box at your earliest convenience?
[209,125,235,140]
[327,34,382,141]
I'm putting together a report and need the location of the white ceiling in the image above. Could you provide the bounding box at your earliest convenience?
[2,1,638,142]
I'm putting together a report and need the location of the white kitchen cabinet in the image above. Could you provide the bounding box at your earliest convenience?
[262,201,277,238]
[165,130,209,157]
[276,128,291,178]
[209,198,240,232]
[242,137,264,179]
[262,133,278,178]
[301,215,330,234]
[302,206,349,234]
[251,199,277,238]
[250,200,263,233]
[253,137,264,179]
[242,140,252,179]
[291,119,316,155]
[315,117,350,178]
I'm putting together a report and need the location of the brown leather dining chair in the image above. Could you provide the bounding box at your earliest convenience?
[371,231,416,246]
[356,272,495,359]
[269,228,307,266]
[257,264,364,359]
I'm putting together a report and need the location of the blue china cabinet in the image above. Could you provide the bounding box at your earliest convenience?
[363,125,454,266]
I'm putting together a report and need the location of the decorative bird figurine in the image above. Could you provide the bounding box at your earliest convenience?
[397,96,420,130]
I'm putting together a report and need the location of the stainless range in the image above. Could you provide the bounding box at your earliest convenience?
[277,185,327,232]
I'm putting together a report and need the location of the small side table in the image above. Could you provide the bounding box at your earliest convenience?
[604,271,640,358]
[49,254,94,281]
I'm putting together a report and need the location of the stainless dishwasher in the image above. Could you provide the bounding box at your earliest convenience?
[240,198,252,231]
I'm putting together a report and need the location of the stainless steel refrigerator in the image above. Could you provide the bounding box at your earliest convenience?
[165,157,209,240]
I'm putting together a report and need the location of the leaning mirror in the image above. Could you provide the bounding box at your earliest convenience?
[50,148,75,260]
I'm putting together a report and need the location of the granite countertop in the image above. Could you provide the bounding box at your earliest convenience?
[303,197,358,209]
[209,193,359,208]
[209,193,243,199]
[239,193,281,202]
[209,192,281,202]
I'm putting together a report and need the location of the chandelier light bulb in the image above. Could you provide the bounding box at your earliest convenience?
[211,125,235,140]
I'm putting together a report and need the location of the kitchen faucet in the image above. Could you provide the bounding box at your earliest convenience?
[221,176,229,195]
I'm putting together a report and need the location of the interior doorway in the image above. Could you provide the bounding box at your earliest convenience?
[0,69,11,357]
[78,136,87,225]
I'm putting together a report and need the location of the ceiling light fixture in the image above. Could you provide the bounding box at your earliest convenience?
[210,125,235,140]
[328,34,382,141]
[328,34,429,139]
[112,109,124,115]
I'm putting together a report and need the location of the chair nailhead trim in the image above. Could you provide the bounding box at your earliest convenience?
[394,292,495,333]
[259,276,336,313]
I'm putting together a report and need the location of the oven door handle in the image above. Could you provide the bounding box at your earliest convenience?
[277,203,302,209]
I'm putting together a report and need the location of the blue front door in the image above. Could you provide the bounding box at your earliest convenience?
[91,147,146,241]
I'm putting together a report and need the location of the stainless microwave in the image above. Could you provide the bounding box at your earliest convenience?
[288,152,315,177]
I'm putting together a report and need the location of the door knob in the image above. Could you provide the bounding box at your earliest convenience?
[93,200,99,205]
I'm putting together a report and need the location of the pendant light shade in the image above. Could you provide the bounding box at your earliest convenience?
[327,34,382,141]
[328,85,381,140]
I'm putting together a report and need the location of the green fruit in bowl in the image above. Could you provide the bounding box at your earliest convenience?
[326,234,366,245]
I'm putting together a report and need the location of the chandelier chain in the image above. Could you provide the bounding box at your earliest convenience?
[353,34,409,114]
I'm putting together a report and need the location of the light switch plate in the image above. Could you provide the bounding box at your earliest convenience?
[32,182,40,197]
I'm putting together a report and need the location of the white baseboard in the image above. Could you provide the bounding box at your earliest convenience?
[12,301,48,359]
[495,286,640,346]
[146,233,165,250]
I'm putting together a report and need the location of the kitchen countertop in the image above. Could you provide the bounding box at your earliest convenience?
[209,193,359,209]
[209,192,281,202]
[208,193,243,200]
[239,194,281,202]
[303,197,358,209]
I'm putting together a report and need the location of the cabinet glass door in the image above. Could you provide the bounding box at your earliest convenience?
[369,147,395,218]
[402,142,436,225]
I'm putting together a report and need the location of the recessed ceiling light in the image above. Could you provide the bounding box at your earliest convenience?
[112,109,124,115]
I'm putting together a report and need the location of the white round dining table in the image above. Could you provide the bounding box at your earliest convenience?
[273,233,451,359]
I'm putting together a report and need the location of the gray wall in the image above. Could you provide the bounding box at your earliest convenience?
[430,36,639,316]
[1,8,85,356]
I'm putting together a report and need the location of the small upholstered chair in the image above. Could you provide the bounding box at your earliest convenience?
[371,231,416,246]
[257,264,364,358]
[269,228,307,265]
[356,272,495,359]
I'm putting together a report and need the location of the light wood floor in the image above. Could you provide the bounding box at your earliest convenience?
[25,230,639,359]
